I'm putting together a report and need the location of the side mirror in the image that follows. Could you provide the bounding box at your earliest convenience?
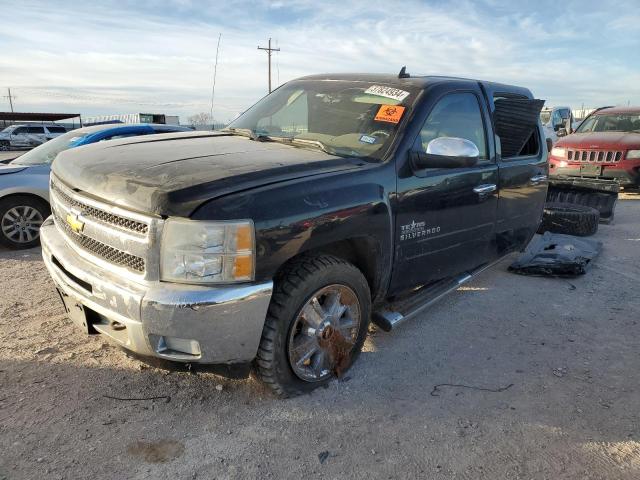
[556,128,567,137]
[410,137,479,169]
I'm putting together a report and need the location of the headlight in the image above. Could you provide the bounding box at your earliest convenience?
[550,147,566,158]
[626,150,640,159]
[160,218,254,284]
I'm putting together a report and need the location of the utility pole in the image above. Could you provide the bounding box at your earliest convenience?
[257,38,280,93]
[4,88,15,112]
[209,33,222,130]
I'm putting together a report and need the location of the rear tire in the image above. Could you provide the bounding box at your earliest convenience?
[538,202,599,237]
[0,196,49,249]
[255,254,371,397]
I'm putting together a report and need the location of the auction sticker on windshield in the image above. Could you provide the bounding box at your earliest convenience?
[364,85,410,102]
[374,105,406,124]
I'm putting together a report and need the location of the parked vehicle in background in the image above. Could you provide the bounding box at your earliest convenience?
[0,123,191,249]
[40,72,547,396]
[0,124,68,150]
[83,113,180,125]
[540,106,573,145]
[548,106,640,187]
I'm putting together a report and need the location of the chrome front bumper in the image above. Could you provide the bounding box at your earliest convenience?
[40,218,273,364]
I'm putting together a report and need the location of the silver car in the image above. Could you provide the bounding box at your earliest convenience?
[0,123,192,248]
[0,124,67,150]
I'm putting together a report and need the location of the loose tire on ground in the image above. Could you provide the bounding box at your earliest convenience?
[255,254,371,397]
[0,195,49,249]
[537,202,599,237]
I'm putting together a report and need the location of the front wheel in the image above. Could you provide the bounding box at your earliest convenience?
[255,255,371,397]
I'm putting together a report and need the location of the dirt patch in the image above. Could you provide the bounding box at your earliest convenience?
[127,440,185,463]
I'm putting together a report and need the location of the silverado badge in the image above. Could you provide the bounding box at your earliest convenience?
[66,213,85,234]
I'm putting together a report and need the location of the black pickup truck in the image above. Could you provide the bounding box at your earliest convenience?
[41,72,547,396]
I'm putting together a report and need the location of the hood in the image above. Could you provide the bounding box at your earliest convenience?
[52,131,366,216]
[557,131,640,150]
[0,164,27,175]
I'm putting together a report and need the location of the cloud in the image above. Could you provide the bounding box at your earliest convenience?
[0,0,638,122]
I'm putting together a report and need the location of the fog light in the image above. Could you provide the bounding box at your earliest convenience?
[156,336,201,356]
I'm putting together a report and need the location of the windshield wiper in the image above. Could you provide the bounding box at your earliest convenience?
[223,127,275,142]
[285,138,334,155]
[224,129,339,155]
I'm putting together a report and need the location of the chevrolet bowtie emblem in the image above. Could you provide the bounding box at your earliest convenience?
[66,213,85,234]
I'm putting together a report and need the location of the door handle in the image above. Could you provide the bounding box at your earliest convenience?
[530,174,548,184]
[473,184,497,194]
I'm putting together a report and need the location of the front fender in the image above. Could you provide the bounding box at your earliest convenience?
[192,162,395,294]
[0,165,51,204]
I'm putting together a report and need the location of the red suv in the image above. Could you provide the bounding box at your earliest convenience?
[549,107,640,187]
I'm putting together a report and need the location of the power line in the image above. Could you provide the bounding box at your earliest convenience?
[257,37,280,93]
[209,33,222,129]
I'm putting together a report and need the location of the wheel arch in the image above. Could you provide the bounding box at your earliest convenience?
[273,236,385,303]
[0,192,51,211]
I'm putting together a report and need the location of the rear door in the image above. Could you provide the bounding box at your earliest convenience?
[482,85,548,253]
[26,126,47,145]
[389,84,498,295]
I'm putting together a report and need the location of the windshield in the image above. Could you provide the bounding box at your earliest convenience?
[576,113,640,133]
[539,111,551,124]
[226,79,421,160]
[11,130,89,165]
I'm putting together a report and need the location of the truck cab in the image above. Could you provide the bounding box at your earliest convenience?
[40,72,547,396]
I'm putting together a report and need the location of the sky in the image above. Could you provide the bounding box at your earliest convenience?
[1,0,639,123]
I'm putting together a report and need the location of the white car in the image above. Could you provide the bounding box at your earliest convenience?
[0,124,67,150]
[540,106,573,145]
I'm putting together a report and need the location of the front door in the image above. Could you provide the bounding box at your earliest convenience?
[10,127,29,147]
[390,89,498,295]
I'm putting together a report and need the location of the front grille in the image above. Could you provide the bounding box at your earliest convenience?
[567,149,623,163]
[53,210,145,273]
[51,181,148,234]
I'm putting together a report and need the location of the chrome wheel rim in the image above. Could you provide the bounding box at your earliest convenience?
[1,206,44,244]
[288,284,361,382]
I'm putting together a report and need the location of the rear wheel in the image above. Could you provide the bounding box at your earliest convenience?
[255,255,371,397]
[0,196,49,249]
[538,202,599,237]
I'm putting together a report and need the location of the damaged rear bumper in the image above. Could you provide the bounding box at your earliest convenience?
[40,217,273,365]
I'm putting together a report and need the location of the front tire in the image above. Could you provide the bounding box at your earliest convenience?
[255,255,371,397]
[0,196,49,249]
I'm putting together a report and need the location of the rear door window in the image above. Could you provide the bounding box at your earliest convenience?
[46,126,66,133]
[493,96,544,159]
[27,126,45,134]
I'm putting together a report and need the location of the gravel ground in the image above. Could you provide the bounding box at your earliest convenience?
[1,196,639,480]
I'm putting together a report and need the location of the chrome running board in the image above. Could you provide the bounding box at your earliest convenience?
[372,259,503,332]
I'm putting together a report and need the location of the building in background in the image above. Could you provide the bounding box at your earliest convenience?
[83,113,180,126]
